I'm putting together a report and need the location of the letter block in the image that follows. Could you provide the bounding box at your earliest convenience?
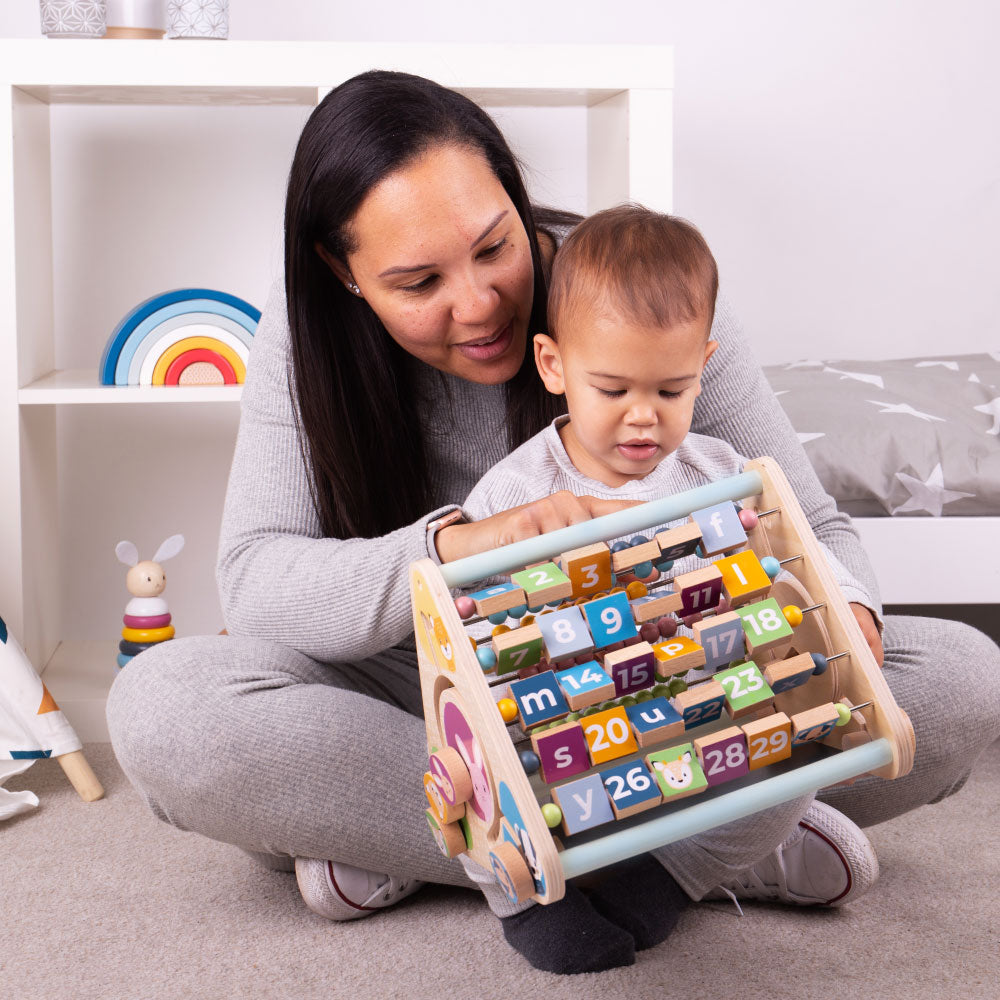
[555,661,616,710]
[714,661,775,719]
[690,501,748,556]
[673,565,724,616]
[654,522,702,562]
[625,696,684,748]
[741,712,792,770]
[581,705,639,765]
[715,550,772,607]
[610,537,661,573]
[559,542,613,599]
[508,670,569,730]
[603,641,658,696]
[582,591,638,648]
[692,611,745,672]
[652,635,706,678]
[673,679,727,729]
[631,589,683,623]
[468,581,526,617]
[694,726,750,786]
[600,760,663,818]
[646,742,708,801]
[551,772,615,836]
[764,652,816,695]
[531,721,591,784]
[512,562,573,607]
[535,604,595,663]
[791,703,841,746]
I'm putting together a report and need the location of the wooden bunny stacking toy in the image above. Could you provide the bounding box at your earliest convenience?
[114,534,185,671]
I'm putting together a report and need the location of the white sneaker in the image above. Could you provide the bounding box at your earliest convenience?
[703,801,878,908]
[294,858,423,921]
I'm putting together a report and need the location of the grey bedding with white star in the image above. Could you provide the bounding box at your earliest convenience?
[763,353,1000,517]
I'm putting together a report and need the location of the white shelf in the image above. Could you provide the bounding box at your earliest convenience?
[19,368,243,404]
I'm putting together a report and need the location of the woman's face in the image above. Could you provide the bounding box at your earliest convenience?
[333,143,535,384]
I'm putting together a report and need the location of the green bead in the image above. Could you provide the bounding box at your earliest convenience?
[836,704,853,726]
[634,689,653,703]
[541,803,563,828]
[600,700,618,712]
[668,678,688,696]
[582,705,602,716]
[566,712,580,723]
[620,695,638,708]
[652,684,671,698]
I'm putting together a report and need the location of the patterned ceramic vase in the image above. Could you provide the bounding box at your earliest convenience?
[39,0,107,37]
[166,0,228,39]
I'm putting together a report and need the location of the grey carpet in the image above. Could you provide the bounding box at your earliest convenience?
[2,741,997,1000]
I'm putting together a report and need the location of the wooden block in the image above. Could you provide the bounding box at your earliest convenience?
[791,703,841,746]
[424,771,466,824]
[673,679,726,729]
[508,670,570,729]
[428,745,473,806]
[599,760,663,818]
[581,705,639,765]
[551,772,616,835]
[531,721,592,784]
[741,712,792,770]
[492,622,544,675]
[763,652,816,695]
[426,809,468,858]
[715,549,773,607]
[535,604,595,662]
[714,661,775,719]
[651,635,706,678]
[554,661,616,710]
[673,565,724,616]
[694,726,750,786]
[692,611,745,672]
[559,542,613,599]
[603,641,658,696]
[625,696,685,748]
[738,597,795,657]
[611,537,661,573]
[631,589,683,622]
[654,522,702,562]
[690,501,748,556]
[511,561,573,607]
[646,742,708,801]
[468,581,526,617]
[581,591,639,648]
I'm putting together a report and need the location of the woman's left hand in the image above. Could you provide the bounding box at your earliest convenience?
[850,603,884,667]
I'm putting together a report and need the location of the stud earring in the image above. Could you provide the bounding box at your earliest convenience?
[346,280,362,297]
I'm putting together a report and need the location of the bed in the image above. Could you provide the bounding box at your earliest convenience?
[763,353,1000,606]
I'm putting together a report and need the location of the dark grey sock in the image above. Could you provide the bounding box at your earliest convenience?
[586,854,689,950]
[499,883,636,974]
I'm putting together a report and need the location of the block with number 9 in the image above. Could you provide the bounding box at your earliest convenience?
[582,591,638,648]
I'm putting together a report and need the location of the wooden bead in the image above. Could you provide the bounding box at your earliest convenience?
[454,596,476,619]
[122,613,171,629]
[497,698,519,723]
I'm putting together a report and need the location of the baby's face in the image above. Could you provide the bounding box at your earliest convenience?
[535,306,716,488]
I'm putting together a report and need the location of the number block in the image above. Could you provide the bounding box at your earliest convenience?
[714,661,775,719]
[508,670,569,730]
[555,661,616,710]
[791,703,841,746]
[654,522,702,562]
[511,562,573,606]
[646,743,708,801]
[611,537,661,573]
[625,695,684,748]
[603,641,657,696]
[492,622,544,676]
[715,550,772,607]
[692,611,745,672]
[559,542,613,599]
[652,635,706,678]
[694,726,750,786]
[673,679,727,729]
[600,760,663,818]
[535,605,595,662]
[690,501,748,556]
[631,589,683,622]
[673,565,724,616]
[582,591,638,648]
[739,597,795,657]
[741,712,792,770]
[764,652,815,695]
[550,772,615,836]
[582,705,639,766]
[469,581,526,617]
[530,721,592,784]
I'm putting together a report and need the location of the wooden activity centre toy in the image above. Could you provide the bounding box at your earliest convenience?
[412,457,915,906]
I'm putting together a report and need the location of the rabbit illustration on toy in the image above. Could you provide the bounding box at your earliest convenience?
[114,534,184,671]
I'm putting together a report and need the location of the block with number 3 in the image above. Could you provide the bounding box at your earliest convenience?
[559,543,612,599]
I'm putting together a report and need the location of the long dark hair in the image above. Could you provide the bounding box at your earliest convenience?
[284,70,572,539]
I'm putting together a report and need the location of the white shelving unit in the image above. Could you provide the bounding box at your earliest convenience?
[0,39,674,740]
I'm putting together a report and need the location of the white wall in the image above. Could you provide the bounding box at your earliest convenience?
[4,0,997,363]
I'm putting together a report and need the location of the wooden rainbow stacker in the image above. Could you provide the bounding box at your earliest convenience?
[411,457,915,906]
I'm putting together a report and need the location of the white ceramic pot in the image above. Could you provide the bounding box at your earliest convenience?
[39,0,107,37]
[166,0,228,39]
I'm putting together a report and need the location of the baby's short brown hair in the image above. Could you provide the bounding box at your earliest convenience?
[547,204,719,339]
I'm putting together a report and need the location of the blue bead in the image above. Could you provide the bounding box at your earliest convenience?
[528,604,545,614]
[634,561,654,578]
[477,646,498,671]
[810,652,829,675]
[695,546,704,559]
[610,573,617,587]
[518,750,541,775]
[508,604,528,619]
[629,535,650,547]
[760,556,781,579]
[488,611,508,625]
[611,540,630,553]
[655,558,674,573]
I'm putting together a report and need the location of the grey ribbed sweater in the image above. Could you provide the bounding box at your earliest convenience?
[217,278,879,661]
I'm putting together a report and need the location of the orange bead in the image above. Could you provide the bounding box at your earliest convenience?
[497,698,519,724]
[782,604,804,627]
[492,624,512,637]
[626,581,648,599]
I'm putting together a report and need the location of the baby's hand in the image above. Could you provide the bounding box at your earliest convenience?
[435,492,639,563]
[850,603,884,667]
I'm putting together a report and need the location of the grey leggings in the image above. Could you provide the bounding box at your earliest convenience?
[106,615,1000,901]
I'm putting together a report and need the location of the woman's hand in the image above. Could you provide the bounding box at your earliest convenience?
[850,603,884,667]
[434,491,640,564]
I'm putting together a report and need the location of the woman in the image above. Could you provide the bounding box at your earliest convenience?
[107,71,1000,975]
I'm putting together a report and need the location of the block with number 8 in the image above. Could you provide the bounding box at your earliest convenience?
[535,605,595,662]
